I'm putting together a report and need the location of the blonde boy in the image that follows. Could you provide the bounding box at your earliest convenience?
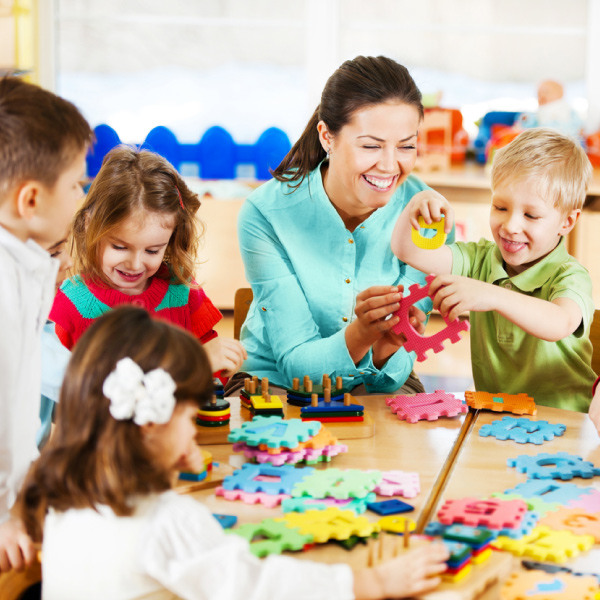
[391,128,595,411]
[0,77,92,571]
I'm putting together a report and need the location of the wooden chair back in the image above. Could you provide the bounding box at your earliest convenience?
[591,309,600,376]
[233,287,253,340]
[0,559,42,600]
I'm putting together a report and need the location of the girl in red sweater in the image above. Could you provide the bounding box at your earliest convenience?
[50,146,246,377]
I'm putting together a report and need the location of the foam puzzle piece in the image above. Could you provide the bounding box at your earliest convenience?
[493,525,595,563]
[291,468,382,500]
[568,489,600,513]
[492,492,560,517]
[522,559,600,585]
[443,540,472,566]
[437,497,528,529]
[367,499,414,515]
[540,507,600,542]
[241,393,284,413]
[228,518,313,557]
[386,390,467,423]
[373,470,420,498]
[479,417,566,444]
[498,480,593,510]
[411,215,447,250]
[213,513,237,529]
[257,426,340,455]
[232,441,348,466]
[377,515,416,534]
[227,416,321,449]
[500,570,600,600]
[507,452,600,481]
[390,275,470,361]
[215,487,290,508]
[281,493,376,514]
[278,507,380,543]
[222,463,313,494]
[465,391,537,415]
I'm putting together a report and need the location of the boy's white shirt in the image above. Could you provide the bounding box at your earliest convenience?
[0,225,58,521]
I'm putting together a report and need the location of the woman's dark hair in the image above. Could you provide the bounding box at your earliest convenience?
[17,306,213,542]
[272,55,423,187]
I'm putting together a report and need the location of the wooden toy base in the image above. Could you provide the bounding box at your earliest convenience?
[174,461,234,494]
[196,396,374,445]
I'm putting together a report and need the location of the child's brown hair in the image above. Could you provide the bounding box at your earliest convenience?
[72,146,203,286]
[0,76,92,199]
[17,306,213,542]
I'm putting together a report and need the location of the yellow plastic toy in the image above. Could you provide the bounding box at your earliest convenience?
[411,216,447,250]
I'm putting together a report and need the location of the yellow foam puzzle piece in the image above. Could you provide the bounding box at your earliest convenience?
[411,216,447,250]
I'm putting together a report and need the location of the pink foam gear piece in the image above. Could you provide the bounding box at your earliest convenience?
[373,470,421,498]
[232,441,348,465]
[386,390,467,423]
[437,497,528,529]
[215,486,290,508]
[391,275,470,362]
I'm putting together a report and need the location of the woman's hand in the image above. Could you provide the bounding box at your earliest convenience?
[372,304,426,368]
[345,286,403,365]
[203,337,247,377]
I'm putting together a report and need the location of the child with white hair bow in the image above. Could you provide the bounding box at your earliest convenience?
[16,306,448,600]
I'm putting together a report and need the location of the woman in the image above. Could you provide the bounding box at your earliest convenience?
[237,55,454,394]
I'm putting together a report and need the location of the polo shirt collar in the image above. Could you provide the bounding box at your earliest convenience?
[489,237,568,292]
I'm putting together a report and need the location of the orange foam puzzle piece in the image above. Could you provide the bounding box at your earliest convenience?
[465,391,537,416]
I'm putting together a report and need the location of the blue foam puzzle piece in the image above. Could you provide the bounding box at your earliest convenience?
[228,415,321,448]
[178,470,207,482]
[367,499,414,515]
[213,513,238,528]
[509,479,593,505]
[301,401,365,413]
[479,417,566,445]
[222,463,313,494]
[507,452,600,480]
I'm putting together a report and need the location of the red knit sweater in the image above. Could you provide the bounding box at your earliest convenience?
[49,274,222,350]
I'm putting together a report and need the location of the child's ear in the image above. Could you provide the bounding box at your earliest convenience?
[15,181,42,219]
[559,208,581,236]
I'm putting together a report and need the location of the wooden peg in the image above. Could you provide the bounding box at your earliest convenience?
[210,396,217,406]
[305,379,313,393]
[343,393,351,406]
[303,375,310,391]
[244,377,250,392]
[261,377,268,396]
[367,536,375,567]
[311,393,318,407]
[393,533,401,557]
[249,379,256,394]
[403,519,411,549]
[324,387,331,404]
[292,377,299,391]
[336,376,343,390]
[378,532,385,563]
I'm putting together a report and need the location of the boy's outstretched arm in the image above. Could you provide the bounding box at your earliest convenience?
[429,275,584,341]
[391,190,454,275]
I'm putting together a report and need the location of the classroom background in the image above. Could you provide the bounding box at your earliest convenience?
[2,0,600,393]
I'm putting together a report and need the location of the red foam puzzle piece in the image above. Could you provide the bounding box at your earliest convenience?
[391,275,470,362]
[437,497,528,529]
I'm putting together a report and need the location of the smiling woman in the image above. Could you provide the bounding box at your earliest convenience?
[237,55,455,395]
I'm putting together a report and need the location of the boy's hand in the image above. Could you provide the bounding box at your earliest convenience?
[408,189,454,234]
[429,275,497,321]
[0,516,36,573]
[176,441,205,474]
[203,338,247,377]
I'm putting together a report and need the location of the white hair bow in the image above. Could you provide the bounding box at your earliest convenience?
[102,357,176,426]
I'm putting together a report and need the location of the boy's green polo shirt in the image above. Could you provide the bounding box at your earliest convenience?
[451,238,595,411]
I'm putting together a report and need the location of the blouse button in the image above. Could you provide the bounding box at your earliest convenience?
[348,239,354,244]
[261,306,267,312]
[504,283,512,290]
[342,317,348,322]
[345,278,351,284]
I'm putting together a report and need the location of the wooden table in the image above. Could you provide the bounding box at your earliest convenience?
[185,400,600,599]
